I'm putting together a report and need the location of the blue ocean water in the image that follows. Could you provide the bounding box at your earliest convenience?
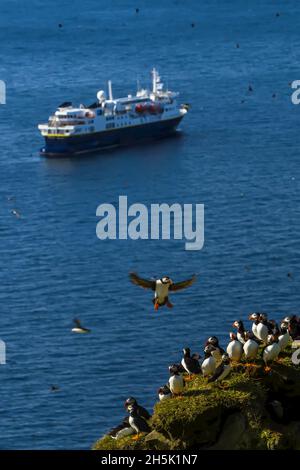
[0,0,300,449]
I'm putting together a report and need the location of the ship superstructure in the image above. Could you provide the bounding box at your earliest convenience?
[38,69,188,156]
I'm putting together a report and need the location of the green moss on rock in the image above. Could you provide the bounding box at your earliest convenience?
[93,351,300,450]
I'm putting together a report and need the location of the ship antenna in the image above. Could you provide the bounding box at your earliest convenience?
[108,80,113,100]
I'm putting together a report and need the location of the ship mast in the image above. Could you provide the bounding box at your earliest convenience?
[108,80,113,100]
[152,68,158,94]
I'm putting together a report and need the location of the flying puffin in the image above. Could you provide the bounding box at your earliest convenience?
[248,313,268,342]
[157,384,172,401]
[263,334,281,366]
[232,320,246,344]
[127,404,150,439]
[71,318,91,333]
[226,332,243,362]
[168,364,185,396]
[181,348,201,378]
[205,336,225,366]
[208,354,231,383]
[243,331,259,360]
[201,344,217,377]
[129,272,197,310]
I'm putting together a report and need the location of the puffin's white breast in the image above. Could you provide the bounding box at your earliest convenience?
[227,340,243,361]
[278,332,290,351]
[169,375,184,394]
[256,323,268,342]
[243,339,259,359]
[201,356,216,377]
[263,343,280,364]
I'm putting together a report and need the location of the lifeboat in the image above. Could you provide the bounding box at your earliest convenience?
[135,104,145,114]
[85,111,95,118]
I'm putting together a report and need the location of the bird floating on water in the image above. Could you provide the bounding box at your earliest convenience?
[129,272,197,310]
[71,318,91,334]
[11,209,21,218]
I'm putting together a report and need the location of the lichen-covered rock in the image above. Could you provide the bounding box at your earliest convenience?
[93,347,300,451]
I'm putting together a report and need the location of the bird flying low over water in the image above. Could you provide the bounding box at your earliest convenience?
[129,272,197,310]
[71,318,91,333]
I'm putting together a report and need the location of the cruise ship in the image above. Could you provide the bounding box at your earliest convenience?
[38,69,189,156]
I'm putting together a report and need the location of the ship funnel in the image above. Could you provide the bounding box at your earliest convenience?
[108,80,113,100]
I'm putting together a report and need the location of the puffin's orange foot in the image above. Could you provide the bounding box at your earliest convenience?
[184,375,195,382]
[166,301,173,309]
[154,303,159,311]
[264,366,271,373]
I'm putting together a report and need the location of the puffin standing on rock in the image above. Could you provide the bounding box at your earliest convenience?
[201,344,217,377]
[181,348,201,379]
[208,354,231,383]
[108,397,150,440]
[226,332,243,362]
[127,404,151,440]
[129,272,197,310]
[243,331,259,360]
[263,335,281,366]
[158,384,172,401]
[249,313,268,342]
[205,336,225,366]
[232,320,247,344]
[278,321,291,351]
[168,364,185,397]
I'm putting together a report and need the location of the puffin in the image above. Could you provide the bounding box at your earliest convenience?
[158,384,172,401]
[243,331,259,360]
[278,322,290,351]
[226,332,243,362]
[201,345,217,377]
[71,318,91,333]
[129,272,197,310]
[263,335,281,365]
[124,397,151,421]
[232,320,247,344]
[260,313,277,335]
[205,336,225,366]
[208,354,231,383]
[108,418,134,440]
[285,315,300,340]
[248,313,268,342]
[181,348,201,377]
[168,364,185,396]
[128,404,150,439]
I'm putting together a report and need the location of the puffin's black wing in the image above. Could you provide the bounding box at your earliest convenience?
[207,364,224,383]
[137,405,151,421]
[129,272,156,290]
[169,275,197,292]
